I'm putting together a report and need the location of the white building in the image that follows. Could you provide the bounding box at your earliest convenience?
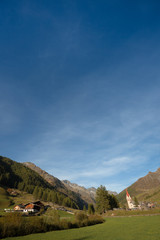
[126,189,136,209]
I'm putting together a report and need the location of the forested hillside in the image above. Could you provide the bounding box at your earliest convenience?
[0,156,81,209]
[23,162,95,206]
[23,162,88,209]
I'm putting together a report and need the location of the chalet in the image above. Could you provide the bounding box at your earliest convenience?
[25,203,41,212]
[24,201,44,213]
[13,201,44,213]
[14,204,25,211]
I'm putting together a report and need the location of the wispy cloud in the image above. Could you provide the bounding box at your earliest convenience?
[17,69,160,192]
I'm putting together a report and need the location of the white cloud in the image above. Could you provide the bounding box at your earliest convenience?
[103,157,131,166]
[15,53,160,192]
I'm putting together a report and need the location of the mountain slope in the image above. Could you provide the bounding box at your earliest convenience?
[23,162,66,191]
[117,168,160,205]
[62,180,96,205]
[0,156,52,190]
[23,163,97,205]
[0,187,11,208]
[0,156,82,209]
[62,181,118,205]
[23,162,88,208]
[23,162,118,206]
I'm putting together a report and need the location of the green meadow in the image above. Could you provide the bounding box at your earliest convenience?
[58,210,75,220]
[4,215,160,240]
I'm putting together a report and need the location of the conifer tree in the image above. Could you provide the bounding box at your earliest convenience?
[51,191,55,201]
[38,188,43,199]
[42,190,48,201]
[33,186,39,199]
[96,186,119,213]
[96,185,110,214]
[18,182,25,191]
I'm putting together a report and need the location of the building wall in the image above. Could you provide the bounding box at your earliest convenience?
[126,195,135,209]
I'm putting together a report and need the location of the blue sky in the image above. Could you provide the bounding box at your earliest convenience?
[1,0,160,192]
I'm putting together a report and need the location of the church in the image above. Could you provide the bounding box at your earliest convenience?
[126,189,136,209]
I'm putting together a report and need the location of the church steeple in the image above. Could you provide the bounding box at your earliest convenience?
[126,189,135,209]
[126,189,130,197]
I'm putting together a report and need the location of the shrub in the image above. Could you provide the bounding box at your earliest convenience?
[74,212,104,228]
[0,212,25,238]
[0,211,104,238]
[75,212,88,222]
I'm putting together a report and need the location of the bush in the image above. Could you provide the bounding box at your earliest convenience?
[43,210,60,225]
[75,212,88,222]
[74,212,104,228]
[0,212,25,238]
[0,211,104,239]
[87,215,104,225]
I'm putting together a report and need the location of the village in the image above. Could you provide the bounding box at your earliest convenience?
[3,189,155,216]
[126,189,155,210]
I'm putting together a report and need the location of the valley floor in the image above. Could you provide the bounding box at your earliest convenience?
[4,215,160,240]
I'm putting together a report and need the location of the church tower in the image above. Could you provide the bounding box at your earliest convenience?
[126,189,135,209]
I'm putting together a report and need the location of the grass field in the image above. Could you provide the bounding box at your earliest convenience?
[103,208,160,217]
[58,210,75,220]
[3,215,160,240]
[44,208,74,218]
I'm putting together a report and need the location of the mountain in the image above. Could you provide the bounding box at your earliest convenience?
[0,156,83,209]
[108,190,118,196]
[23,162,88,208]
[0,156,52,190]
[117,168,160,205]
[23,162,66,191]
[62,181,118,205]
[62,180,96,205]
[0,156,118,209]
[23,163,96,205]
[23,162,118,206]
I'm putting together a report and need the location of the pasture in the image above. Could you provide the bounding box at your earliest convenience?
[3,215,160,240]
